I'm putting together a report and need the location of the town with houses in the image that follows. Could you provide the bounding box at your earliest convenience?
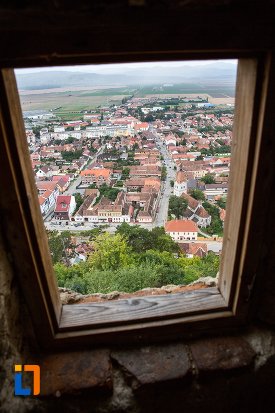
[24,94,233,266]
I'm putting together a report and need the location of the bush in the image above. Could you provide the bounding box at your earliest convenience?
[52,230,220,294]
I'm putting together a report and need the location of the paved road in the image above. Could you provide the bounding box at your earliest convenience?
[152,129,176,227]
[64,146,105,196]
[45,221,117,233]
[60,130,175,229]
[204,240,223,253]
[45,220,154,233]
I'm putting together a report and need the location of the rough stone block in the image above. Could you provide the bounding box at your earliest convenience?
[190,336,256,375]
[112,343,191,389]
[38,349,112,396]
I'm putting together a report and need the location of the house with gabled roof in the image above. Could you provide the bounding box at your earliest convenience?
[36,166,53,179]
[36,181,60,219]
[53,195,76,221]
[80,168,111,186]
[181,193,211,228]
[165,220,198,241]
[52,175,70,193]
[179,242,208,258]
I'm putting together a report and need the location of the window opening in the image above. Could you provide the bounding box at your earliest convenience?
[15,60,237,304]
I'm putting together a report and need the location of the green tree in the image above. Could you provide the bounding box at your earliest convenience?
[168,196,188,219]
[161,166,167,181]
[201,174,216,184]
[78,227,103,240]
[116,224,155,253]
[88,183,97,189]
[47,230,73,265]
[189,189,205,201]
[121,167,130,180]
[151,227,180,253]
[73,192,83,212]
[203,201,223,236]
[195,155,203,161]
[54,262,88,294]
[88,232,132,271]
[99,183,121,201]
[216,197,226,209]
[144,114,154,122]
[53,139,62,145]
[61,150,82,162]
[116,224,179,254]
[65,136,75,144]
[32,126,43,138]
[115,180,124,187]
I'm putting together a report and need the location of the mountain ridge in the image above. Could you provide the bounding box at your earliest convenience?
[16,62,237,90]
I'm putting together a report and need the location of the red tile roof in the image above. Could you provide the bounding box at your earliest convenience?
[80,168,111,178]
[55,196,72,212]
[176,170,188,183]
[165,220,198,233]
[52,175,70,182]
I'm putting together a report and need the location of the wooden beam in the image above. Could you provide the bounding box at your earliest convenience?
[0,69,61,345]
[59,288,226,330]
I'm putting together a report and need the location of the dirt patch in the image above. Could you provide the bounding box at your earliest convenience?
[208,96,235,105]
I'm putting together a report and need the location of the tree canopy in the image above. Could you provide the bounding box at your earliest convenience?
[61,150,82,162]
[189,188,205,201]
[116,223,180,254]
[88,232,132,271]
[47,230,73,265]
[203,201,224,236]
[99,183,121,201]
[52,226,220,295]
[201,174,216,184]
[73,192,84,212]
[168,196,188,219]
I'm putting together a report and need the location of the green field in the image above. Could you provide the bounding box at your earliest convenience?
[19,89,132,113]
[18,83,235,116]
[135,83,235,98]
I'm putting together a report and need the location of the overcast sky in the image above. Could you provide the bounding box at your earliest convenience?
[16,60,237,75]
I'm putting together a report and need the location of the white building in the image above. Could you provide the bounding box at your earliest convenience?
[50,132,69,141]
[37,181,59,219]
[26,130,36,145]
[181,193,211,228]
[69,131,82,139]
[165,220,198,241]
[54,195,76,221]
[164,134,177,146]
[54,126,65,133]
[204,183,228,200]
[36,166,53,179]
[174,170,187,196]
[40,128,51,144]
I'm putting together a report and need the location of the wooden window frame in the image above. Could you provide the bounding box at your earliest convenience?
[0,53,272,349]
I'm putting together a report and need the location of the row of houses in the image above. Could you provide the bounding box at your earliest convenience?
[174,170,228,201]
[73,187,160,224]
[39,120,149,143]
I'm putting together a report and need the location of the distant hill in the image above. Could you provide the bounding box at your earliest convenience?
[16,62,237,90]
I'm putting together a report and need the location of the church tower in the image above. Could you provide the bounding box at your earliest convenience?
[174,170,187,196]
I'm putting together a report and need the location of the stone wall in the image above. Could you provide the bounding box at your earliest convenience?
[0,232,40,412]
